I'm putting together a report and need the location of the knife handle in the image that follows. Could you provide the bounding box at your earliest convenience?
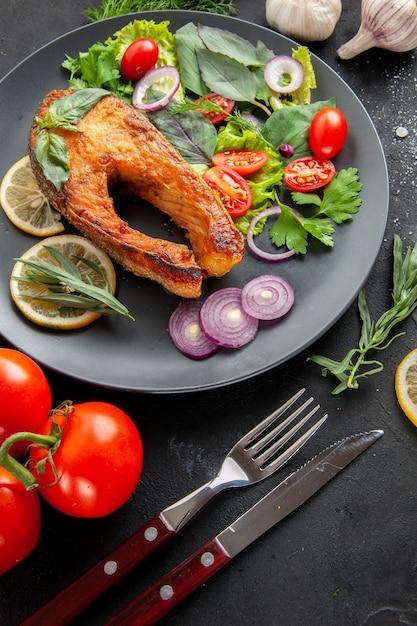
[19,514,174,626]
[104,537,230,626]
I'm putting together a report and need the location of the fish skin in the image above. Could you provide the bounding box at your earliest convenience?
[29,90,245,298]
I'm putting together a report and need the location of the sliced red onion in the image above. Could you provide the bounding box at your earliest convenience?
[132,65,180,111]
[241,275,295,321]
[264,56,304,94]
[279,143,294,159]
[168,301,219,359]
[247,206,296,262]
[200,288,259,348]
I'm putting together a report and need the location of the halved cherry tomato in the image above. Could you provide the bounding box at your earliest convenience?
[284,156,336,192]
[196,93,235,125]
[212,149,268,176]
[309,107,348,159]
[120,38,159,81]
[203,165,252,217]
[29,402,143,518]
[0,466,42,574]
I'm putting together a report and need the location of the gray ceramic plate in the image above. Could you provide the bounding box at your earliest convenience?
[0,11,388,392]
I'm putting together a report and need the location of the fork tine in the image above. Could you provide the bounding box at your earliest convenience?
[259,413,328,475]
[239,387,308,448]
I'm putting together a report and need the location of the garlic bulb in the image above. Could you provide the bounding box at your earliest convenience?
[337,0,417,59]
[265,0,342,42]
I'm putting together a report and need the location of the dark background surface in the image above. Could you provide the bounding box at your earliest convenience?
[1,1,417,625]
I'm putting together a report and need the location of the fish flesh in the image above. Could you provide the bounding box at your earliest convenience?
[29,90,245,298]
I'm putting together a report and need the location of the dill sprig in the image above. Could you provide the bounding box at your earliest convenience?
[13,246,134,320]
[83,0,238,22]
[309,234,417,394]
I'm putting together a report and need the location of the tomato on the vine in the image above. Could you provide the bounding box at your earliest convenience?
[29,402,143,518]
[212,149,268,176]
[196,93,235,125]
[120,38,159,81]
[284,156,336,192]
[0,466,41,575]
[203,165,252,217]
[309,107,348,159]
[0,349,52,458]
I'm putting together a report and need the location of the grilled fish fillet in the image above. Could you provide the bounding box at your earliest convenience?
[29,90,244,298]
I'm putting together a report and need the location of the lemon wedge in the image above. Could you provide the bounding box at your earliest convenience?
[10,234,117,330]
[395,348,417,426]
[0,155,64,236]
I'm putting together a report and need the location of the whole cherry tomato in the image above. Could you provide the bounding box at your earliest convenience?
[212,149,268,176]
[203,165,252,217]
[0,349,52,457]
[0,466,41,575]
[195,93,235,125]
[284,156,336,192]
[120,38,159,81]
[29,402,143,518]
[309,107,348,159]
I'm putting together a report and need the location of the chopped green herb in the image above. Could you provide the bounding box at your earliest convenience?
[83,0,237,22]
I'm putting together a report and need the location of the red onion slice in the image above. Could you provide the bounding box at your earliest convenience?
[200,288,259,348]
[264,56,304,94]
[247,206,296,262]
[132,65,180,111]
[168,301,219,359]
[241,275,295,321]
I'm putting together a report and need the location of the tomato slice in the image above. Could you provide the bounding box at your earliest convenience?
[203,165,252,217]
[284,156,336,192]
[212,149,268,176]
[196,93,235,125]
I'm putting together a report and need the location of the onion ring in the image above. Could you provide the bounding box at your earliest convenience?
[168,301,219,360]
[200,287,259,348]
[264,55,305,94]
[241,275,295,321]
[132,65,180,111]
[247,206,296,262]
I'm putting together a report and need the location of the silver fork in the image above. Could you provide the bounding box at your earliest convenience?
[20,388,327,626]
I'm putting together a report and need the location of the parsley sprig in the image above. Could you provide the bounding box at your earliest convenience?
[13,246,134,320]
[309,235,417,394]
[270,168,363,254]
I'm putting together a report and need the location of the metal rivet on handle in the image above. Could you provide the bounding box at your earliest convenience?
[104,560,118,576]
[200,552,215,567]
[144,526,158,542]
[160,585,174,600]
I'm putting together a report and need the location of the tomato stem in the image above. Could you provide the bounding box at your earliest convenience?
[0,431,57,489]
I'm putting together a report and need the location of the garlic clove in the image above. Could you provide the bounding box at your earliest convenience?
[337,0,417,59]
[265,0,342,43]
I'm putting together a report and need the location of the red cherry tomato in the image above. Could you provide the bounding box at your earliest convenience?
[0,349,52,458]
[203,165,252,217]
[212,149,268,176]
[309,107,348,159]
[284,156,336,192]
[0,466,42,574]
[120,38,159,81]
[195,93,235,125]
[29,402,143,518]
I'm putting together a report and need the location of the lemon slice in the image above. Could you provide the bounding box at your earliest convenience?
[0,155,64,236]
[395,348,417,426]
[10,234,117,330]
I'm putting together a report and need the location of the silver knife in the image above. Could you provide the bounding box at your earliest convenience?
[104,429,384,626]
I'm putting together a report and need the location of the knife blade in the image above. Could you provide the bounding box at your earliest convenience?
[104,429,383,626]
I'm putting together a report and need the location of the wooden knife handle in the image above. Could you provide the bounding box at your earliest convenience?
[103,537,230,626]
[19,514,174,626]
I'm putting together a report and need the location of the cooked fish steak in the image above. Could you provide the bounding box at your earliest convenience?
[29,90,244,298]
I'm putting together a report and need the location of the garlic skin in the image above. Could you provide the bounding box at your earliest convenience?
[337,0,417,59]
[265,0,342,42]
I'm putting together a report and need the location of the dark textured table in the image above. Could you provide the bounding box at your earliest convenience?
[1,1,417,625]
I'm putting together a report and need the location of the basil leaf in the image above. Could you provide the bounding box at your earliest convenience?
[47,88,109,126]
[175,23,207,96]
[262,98,336,162]
[196,49,257,102]
[197,24,268,67]
[149,105,217,165]
[35,130,70,191]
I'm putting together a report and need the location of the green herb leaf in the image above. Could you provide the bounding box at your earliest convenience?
[35,130,70,190]
[196,49,258,102]
[309,235,417,393]
[83,0,237,22]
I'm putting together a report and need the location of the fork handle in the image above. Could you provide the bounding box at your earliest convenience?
[19,514,174,626]
[103,537,230,626]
